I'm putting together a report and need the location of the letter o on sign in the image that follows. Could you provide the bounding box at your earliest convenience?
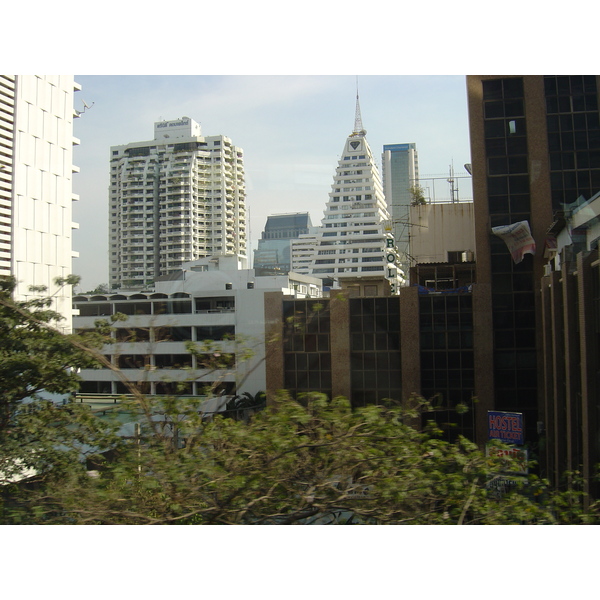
[386,253,396,263]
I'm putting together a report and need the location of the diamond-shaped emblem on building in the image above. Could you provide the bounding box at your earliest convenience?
[350,141,360,150]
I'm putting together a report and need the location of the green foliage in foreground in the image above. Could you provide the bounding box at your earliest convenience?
[1,274,599,525]
[0,276,103,432]
[2,392,599,525]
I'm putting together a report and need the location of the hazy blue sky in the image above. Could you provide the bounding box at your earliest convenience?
[72,75,473,289]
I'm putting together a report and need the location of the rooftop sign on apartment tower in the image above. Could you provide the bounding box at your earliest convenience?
[154,117,201,139]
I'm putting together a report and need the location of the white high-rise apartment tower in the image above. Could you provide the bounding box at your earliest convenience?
[0,75,80,331]
[109,117,246,289]
[308,94,404,288]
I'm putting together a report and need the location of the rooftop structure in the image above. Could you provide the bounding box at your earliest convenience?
[409,201,475,266]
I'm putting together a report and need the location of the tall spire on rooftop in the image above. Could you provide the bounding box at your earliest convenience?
[352,77,366,137]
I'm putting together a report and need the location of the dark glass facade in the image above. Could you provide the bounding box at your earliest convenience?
[283,299,332,399]
[544,75,600,209]
[482,77,538,440]
[349,297,401,407]
[281,297,402,408]
[419,293,475,441]
[479,75,600,447]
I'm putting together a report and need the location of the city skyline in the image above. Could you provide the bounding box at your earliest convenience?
[72,75,473,290]
[2,6,592,581]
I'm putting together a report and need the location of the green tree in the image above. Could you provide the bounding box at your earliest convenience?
[409,184,427,206]
[1,276,599,525]
[0,276,120,501]
[84,283,109,294]
[0,276,104,430]
[4,391,598,525]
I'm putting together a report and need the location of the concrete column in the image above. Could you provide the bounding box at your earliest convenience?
[561,263,581,474]
[399,285,420,406]
[263,291,285,406]
[472,283,495,447]
[329,292,351,400]
[577,251,599,496]
[540,275,554,481]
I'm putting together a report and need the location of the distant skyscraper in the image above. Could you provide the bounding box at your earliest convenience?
[253,212,312,274]
[382,143,419,279]
[0,75,80,331]
[109,117,246,289]
[308,94,403,288]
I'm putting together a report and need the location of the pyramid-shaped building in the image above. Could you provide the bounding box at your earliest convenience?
[308,94,404,290]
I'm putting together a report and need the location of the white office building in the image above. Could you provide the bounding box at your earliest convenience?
[290,231,318,275]
[382,143,419,279]
[0,75,80,331]
[307,96,404,289]
[73,254,323,400]
[109,118,247,290]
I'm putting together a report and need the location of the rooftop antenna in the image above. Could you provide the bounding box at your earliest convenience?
[447,161,458,203]
[74,99,94,118]
[352,76,366,136]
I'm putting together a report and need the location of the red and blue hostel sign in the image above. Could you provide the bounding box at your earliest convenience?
[488,411,524,445]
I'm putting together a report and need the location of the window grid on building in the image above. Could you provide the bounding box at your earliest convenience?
[543,75,600,210]
[483,77,538,414]
[282,299,332,399]
[419,293,475,441]
[349,297,401,407]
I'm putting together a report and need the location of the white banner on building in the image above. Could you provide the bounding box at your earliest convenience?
[492,220,536,264]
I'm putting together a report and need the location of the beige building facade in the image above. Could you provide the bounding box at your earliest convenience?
[409,201,475,264]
